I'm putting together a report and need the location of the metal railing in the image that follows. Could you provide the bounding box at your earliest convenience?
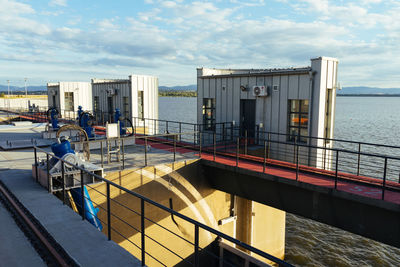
[33,139,292,267]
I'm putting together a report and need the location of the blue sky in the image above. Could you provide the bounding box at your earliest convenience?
[0,0,399,87]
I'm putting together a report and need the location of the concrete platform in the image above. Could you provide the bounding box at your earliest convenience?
[0,158,141,266]
[0,201,45,267]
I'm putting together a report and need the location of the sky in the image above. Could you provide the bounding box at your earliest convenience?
[0,0,399,87]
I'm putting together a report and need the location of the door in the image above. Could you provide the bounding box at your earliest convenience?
[240,100,256,138]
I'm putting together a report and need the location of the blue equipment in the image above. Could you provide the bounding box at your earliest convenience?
[114,108,126,135]
[50,138,103,231]
[78,108,94,138]
[70,186,103,231]
[49,108,59,129]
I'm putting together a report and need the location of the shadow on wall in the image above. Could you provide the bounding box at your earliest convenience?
[87,160,234,267]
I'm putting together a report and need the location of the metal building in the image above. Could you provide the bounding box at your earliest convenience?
[47,82,92,118]
[91,75,158,132]
[197,57,339,168]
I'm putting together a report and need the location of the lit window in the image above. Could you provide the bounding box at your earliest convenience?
[123,96,129,119]
[64,92,74,111]
[288,100,309,143]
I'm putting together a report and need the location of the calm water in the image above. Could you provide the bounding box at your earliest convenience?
[159,96,400,266]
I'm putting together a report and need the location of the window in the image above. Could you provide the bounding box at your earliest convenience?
[138,91,144,120]
[203,98,215,131]
[94,96,99,112]
[64,92,74,111]
[288,100,309,143]
[123,96,129,119]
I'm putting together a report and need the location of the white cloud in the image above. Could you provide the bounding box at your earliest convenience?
[49,0,67,7]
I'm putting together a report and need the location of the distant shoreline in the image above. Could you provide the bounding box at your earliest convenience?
[337,94,400,97]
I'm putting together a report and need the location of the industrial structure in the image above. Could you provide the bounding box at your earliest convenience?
[47,82,92,119]
[91,75,158,130]
[197,56,338,168]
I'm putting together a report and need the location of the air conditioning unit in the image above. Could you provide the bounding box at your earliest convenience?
[50,89,57,96]
[252,85,268,97]
[106,88,117,96]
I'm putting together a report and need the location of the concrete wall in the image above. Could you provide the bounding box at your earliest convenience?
[86,160,285,266]
[0,98,47,111]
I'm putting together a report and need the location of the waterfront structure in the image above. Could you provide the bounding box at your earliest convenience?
[91,75,158,130]
[197,56,339,168]
[47,82,92,118]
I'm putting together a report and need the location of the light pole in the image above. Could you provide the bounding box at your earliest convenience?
[7,80,10,109]
[24,78,28,111]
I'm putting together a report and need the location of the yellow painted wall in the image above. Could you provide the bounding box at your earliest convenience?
[86,159,285,266]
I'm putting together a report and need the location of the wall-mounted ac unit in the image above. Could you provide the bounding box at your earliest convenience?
[50,89,57,96]
[106,88,117,96]
[252,86,268,97]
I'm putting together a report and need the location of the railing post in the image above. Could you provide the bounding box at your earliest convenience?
[144,137,148,166]
[134,117,136,135]
[194,224,199,267]
[382,157,387,200]
[256,125,260,145]
[245,130,248,155]
[335,150,339,189]
[213,132,216,161]
[230,122,233,141]
[100,141,104,168]
[357,143,361,176]
[34,147,38,182]
[179,122,182,142]
[194,124,196,144]
[61,161,66,205]
[236,137,239,167]
[46,154,51,193]
[80,169,85,220]
[263,140,267,173]
[296,143,299,181]
[199,132,202,158]
[173,135,176,162]
[122,139,125,170]
[107,183,111,240]
[267,133,271,158]
[144,119,146,135]
[222,123,225,141]
[141,199,145,266]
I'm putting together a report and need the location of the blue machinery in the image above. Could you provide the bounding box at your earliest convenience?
[114,108,126,136]
[51,138,103,231]
[48,108,59,130]
[77,106,94,138]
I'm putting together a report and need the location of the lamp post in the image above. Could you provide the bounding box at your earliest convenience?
[7,80,10,109]
[24,78,28,111]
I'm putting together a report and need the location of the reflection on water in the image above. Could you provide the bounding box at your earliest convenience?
[159,96,400,266]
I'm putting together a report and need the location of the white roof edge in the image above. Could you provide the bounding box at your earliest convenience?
[311,56,339,62]
[128,74,158,79]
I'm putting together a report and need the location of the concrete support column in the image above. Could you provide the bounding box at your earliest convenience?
[235,196,253,252]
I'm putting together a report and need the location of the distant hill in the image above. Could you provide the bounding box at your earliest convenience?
[339,87,400,95]
[0,85,47,92]
[159,85,196,91]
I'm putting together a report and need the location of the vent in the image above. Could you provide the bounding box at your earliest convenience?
[273,85,279,92]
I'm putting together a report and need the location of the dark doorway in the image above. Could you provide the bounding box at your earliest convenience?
[240,99,256,138]
[107,96,113,122]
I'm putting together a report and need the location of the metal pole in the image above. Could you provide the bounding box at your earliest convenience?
[80,169,85,220]
[144,137,148,166]
[122,139,125,170]
[34,147,38,182]
[134,117,136,135]
[213,132,216,161]
[61,161,66,205]
[257,125,260,145]
[100,141,104,168]
[267,133,271,158]
[173,135,176,162]
[335,150,339,189]
[46,154,51,193]
[107,183,111,240]
[194,124,196,144]
[357,143,361,176]
[263,140,266,173]
[296,144,299,181]
[141,199,145,266]
[144,119,146,135]
[222,123,225,141]
[199,132,202,158]
[194,224,200,267]
[236,137,239,167]
[230,122,233,141]
[382,157,387,200]
[179,122,182,142]
[245,130,248,155]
